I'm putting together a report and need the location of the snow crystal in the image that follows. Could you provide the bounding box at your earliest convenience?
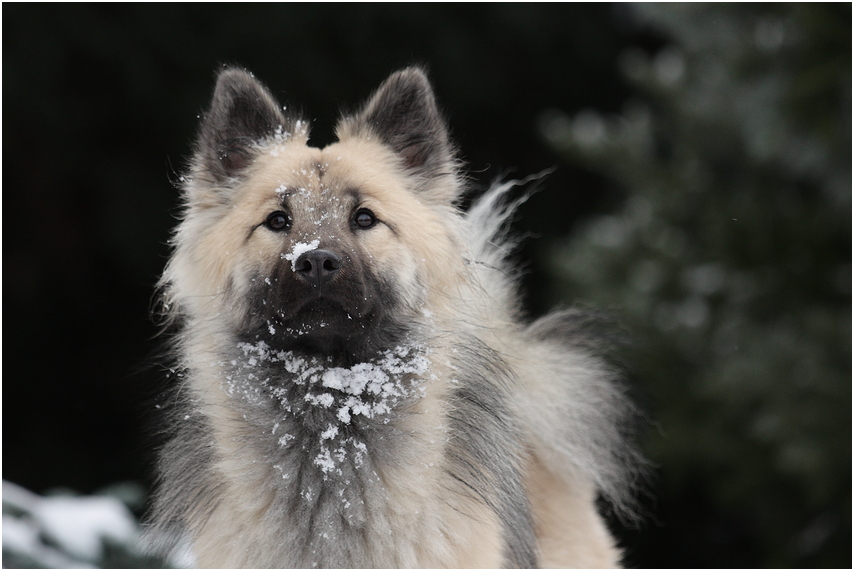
[273,464,291,480]
[337,406,352,424]
[282,239,320,271]
[278,433,295,447]
[273,125,291,143]
[305,392,335,408]
[352,441,368,468]
[320,425,339,440]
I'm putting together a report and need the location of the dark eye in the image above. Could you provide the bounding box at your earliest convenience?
[264,211,290,231]
[353,208,377,229]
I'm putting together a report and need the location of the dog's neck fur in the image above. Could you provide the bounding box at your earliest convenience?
[166,327,533,568]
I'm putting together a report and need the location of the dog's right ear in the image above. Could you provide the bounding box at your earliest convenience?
[188,68,302,203]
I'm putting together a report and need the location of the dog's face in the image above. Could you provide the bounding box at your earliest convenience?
[164,68,465,363]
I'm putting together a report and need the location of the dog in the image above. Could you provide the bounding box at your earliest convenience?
[150,66,642,568]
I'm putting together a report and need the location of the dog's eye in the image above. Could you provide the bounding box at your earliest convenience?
[353,208,377,229]
[264,211,290,231]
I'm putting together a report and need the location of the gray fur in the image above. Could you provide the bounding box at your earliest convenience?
[444,336,538,567]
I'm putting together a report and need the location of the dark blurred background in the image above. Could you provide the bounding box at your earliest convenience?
[3,4,850,568]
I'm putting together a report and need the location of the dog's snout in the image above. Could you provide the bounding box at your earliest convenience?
[294,249,342,286]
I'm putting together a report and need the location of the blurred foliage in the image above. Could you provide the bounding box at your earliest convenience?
[540,4,851,567]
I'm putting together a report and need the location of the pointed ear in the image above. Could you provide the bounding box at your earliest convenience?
[337,67,461,203]
[191,67,303,193]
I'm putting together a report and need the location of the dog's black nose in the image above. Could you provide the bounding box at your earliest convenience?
[294,249,342,286]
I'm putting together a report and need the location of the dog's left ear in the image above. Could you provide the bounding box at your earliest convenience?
[337,68,461,204]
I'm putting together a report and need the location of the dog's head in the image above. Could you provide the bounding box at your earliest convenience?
[162,68,466,363]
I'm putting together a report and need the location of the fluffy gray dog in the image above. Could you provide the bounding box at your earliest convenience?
[151,66,642,568]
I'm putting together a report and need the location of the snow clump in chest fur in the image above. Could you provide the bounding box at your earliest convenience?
[220,341,432,476]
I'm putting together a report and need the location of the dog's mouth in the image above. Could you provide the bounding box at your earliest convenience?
[282,297,367,335]
[255,294,378,360]
[239,260,406,363]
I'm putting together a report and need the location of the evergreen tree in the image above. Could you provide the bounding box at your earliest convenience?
[539,4,851,567]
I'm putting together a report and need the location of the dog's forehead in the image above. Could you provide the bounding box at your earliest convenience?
[254,146,357,209]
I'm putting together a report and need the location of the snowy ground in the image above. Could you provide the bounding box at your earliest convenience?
[2,480,191,569]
